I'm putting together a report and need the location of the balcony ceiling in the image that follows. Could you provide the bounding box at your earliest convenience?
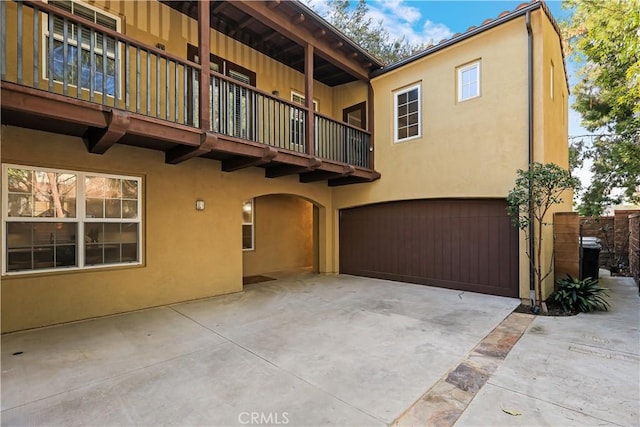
[160,0,383,86]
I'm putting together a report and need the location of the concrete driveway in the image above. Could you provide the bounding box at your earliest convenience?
[456,272,640,426]
[1,271,519,426]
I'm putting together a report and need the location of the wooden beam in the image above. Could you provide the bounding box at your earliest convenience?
[299,165,355,183]
[221,146,278,172]
[329,171,380,187]
[231,1,370,81]
[265,157,322,178]
[262,30,280,42]
[83,109,131,154]
[211,2,226,14]
[0,81,107,127]
[267,0,281,9]
[165,132,218,164]
[292,13,305,25]
[313,28,326,39]
[331,40,343,49]
[198,0,211,131]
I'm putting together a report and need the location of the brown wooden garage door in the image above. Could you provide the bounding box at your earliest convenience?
[339,199,519,297]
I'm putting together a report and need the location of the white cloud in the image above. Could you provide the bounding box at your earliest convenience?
[369,1,453,45]
[303,0,453,47]
[422,20,454,44]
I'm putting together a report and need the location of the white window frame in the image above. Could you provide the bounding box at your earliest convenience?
[2,164,142,275]
[42,0,122,98]
[291,91,319,112]
[393,83,422,143]
[457,61,481,102]
[242,199,254,252]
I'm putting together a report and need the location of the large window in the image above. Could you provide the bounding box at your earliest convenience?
[457,61,480,102]
[394,83,421,143]
[45,0,120,96]
[3,165,142,274]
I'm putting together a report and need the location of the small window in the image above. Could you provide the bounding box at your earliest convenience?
[394,83,421,143]
[3,164,142,274]
[457,61,480,102]
[242,199,254,251]
[45,0,121,97]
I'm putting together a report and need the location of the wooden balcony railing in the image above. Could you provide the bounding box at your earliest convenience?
[1,0,373,170]
[1,0,200,126]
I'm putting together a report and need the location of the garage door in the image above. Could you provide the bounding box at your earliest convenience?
[339,199,519,297]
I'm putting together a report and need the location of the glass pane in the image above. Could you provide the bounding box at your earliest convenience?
[408,125,419,137]
[398,104,407,116]
[56,223,77,244]
[408,89,418,102]
[104,243,121,264]
[242,224,253,249]
[7,194,33,217]
[121,223,138,243]
[6,223,33,247]
[86,198,104,218]
[33,223,57,245]
[398,127,407,140]
[105,199,121,218]
[408,113,419,126]
[85,243,103,265]
[103,223,121,243]
[7,168,32,193]
[242,200,253,223]
[85,224,103,243]
[397,93,407,104]
[7,249,32,271]
[105,178,121,198]
[122,200,138,219]
[85,176,105,198]
[33,246,55,269]
[122,180,138,198]
[56,244,76,267]
[121,243,138,262]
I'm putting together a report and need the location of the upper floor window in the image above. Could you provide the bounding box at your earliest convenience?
[457,61,480,102]
[394,83,421,143]
[3,164,142,274]
[45,0,121,96]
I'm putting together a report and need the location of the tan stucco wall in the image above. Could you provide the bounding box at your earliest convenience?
[533,9,572,299]
[332,10,569,301]
[333,16,531,297]
[242,195,314,276]
[1,125,335,333]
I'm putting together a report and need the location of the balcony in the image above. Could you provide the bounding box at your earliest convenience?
[0,0,381,185]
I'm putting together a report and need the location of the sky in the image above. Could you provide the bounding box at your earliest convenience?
[305,0,586,135]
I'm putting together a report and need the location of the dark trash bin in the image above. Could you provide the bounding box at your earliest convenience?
[580,237,601,281]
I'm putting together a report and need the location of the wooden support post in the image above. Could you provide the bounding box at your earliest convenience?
[368,82,375,169]
[198,0,211,131]
[305,43,314,157]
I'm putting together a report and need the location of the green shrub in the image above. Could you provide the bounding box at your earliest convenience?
[550,275,610,313]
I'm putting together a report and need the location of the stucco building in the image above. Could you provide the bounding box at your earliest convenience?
[1,0,569,332]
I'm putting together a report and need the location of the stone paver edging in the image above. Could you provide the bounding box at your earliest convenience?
[393,312,534,427]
